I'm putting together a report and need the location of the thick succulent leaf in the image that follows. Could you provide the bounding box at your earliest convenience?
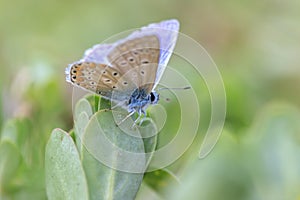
[85,94,101,113]
[0,120,18,143]
[99,98,158,166]
[74,98,93,121]
[0,141,21,190]
[74,98,94,154]
[82,110,145,200]
[45,129,88,200]
[138,119,158,167]
[74,112,90,154]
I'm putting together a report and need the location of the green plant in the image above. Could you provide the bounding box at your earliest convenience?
[45,95,178,200]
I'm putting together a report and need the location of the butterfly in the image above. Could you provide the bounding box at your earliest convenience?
[65,19,179,123]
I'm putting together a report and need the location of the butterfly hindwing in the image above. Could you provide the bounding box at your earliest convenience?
[68,62,134,102]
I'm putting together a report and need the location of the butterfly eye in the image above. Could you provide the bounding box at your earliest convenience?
[123,81,128,85]
[140,70,145,75]
[72,75,76,80]
[72,70,77,74]
[150,92,159,104]
[112,86,116,89]
[150,93,155,101]
[104,79,111,83]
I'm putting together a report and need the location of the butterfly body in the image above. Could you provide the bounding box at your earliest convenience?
[127,88,159,115]
[66,19,179,120]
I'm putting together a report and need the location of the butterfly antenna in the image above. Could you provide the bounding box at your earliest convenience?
[157,86,191,102]
[158,94,171,102]
[157,86,191,91]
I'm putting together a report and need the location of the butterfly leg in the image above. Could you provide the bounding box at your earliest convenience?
[138,109,148,126]
[130,107,148,128]
[130,109,141,128]
[116,111,135,126]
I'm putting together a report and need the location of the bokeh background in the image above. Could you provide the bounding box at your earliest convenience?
[1,0,300,199]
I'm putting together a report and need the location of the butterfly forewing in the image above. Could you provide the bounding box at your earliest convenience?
[107,35,160,93]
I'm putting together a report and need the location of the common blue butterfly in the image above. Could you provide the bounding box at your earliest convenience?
[65,19,179,122]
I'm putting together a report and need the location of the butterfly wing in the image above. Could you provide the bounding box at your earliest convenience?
[118,19,180,89]
[107,35,160,94]
[79,19,179,90]
[66,35,160,105]
[66,19,179,103]
[81,43,113,64]
[66,62,133,102]
[67,62,113,99]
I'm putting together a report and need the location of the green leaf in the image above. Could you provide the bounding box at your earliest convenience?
[74,112,90,154]
[98,97,111,110]
[81,96,159,200]
[144,169,180,198]
[85,94,101,113]
[0,119,19,144]
[99,97,158,166]
[138,119,158,167]
[0,95,3,132]
[73,98,95,154]
[0,141,21,191]
[1,119,33,165]
[74,98,94,121]
[45,129,88,200]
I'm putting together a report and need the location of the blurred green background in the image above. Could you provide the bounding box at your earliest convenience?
[1,0,300,199]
